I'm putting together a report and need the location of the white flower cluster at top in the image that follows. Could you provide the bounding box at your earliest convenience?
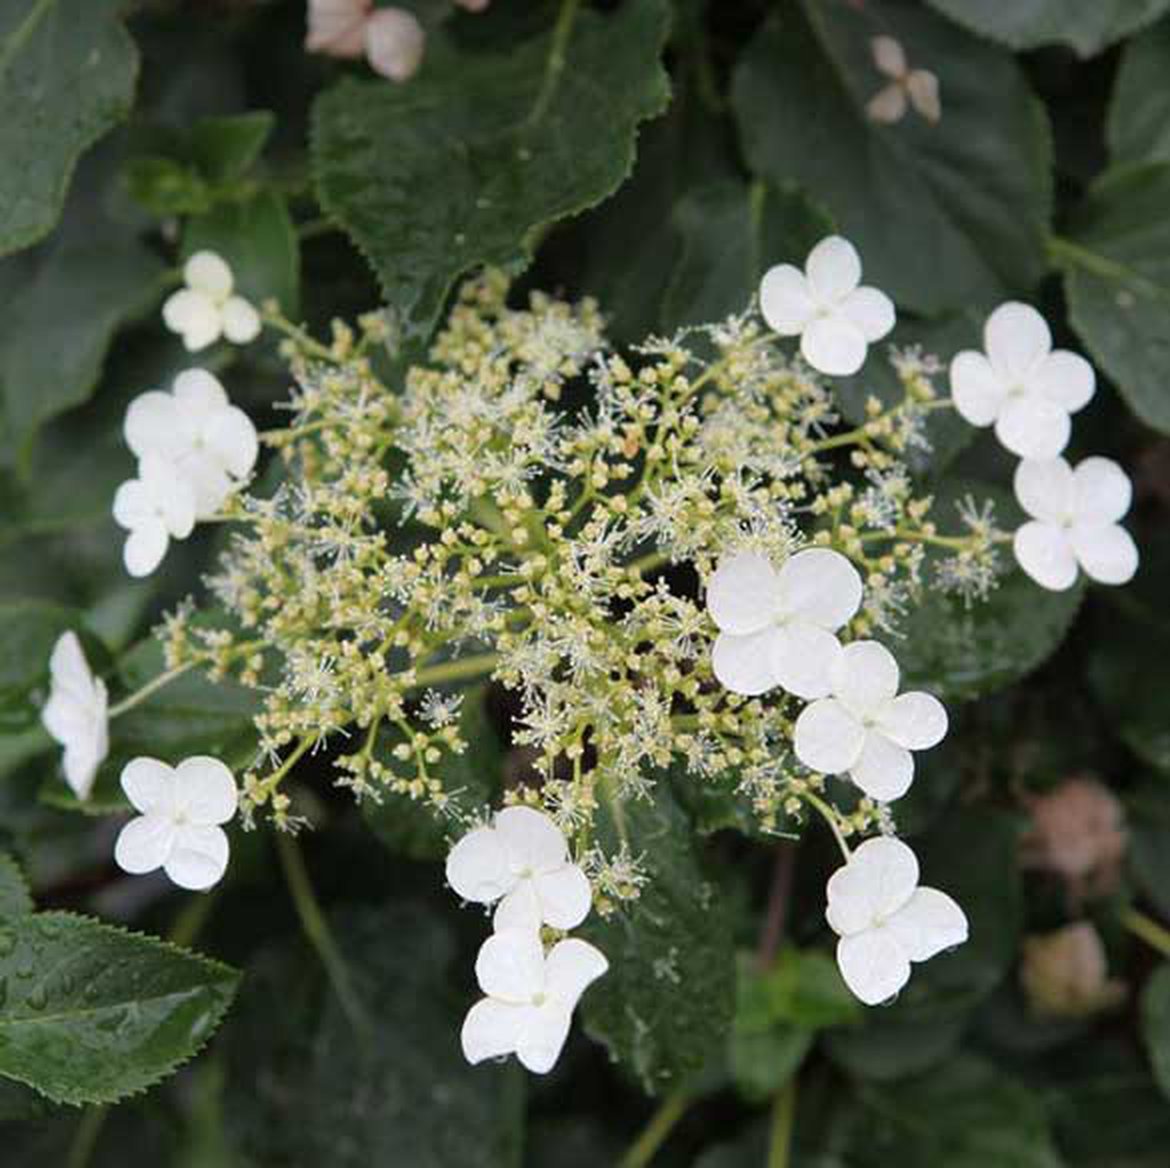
[40,239,1140,1070]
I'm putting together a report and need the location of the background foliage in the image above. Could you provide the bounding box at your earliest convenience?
[1,0,1169,1163]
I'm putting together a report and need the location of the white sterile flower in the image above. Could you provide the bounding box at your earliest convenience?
[826,836,968,1005]
[462,928,608,1074]
[124,369,259,518]
[794,640,947,802]
[949,301,1095,459]
[1013,456,1139,591]
[866,36,941,125]
[162,251,261,353]
[305,0,371,56]
[114,756,239,891]
[112,453,197,578]
[759,236,895,377]
[446,806,593,931]
[364,8,426,81]
[707,548,862,700]
[40,632,108,801]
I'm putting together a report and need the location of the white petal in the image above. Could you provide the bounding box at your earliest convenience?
[836,929,911,1005]
[801,315,868,377]
[1013,457,1074,524]
[184,251,233,299]
[984,301,1051,382]
[794,698,866,775]
[475,929,546,1004]
[48,631,92,696]
[124,392,182,461]
[906,71,940,123]
[306,0,371,57]
[364,8,426,82]
[707,551,780,635]
[153,471,197,539]
[871,35,906,78]
[62,739,104,802]
[173,756,238,825]
[163,290,222,352]
[533,865,593,931]
[461,998,521,1065]
[205,407,259,478]
[839,286,895,342]
[712,628,782,697]
[544,938,609,1009]
[950,351,1007,428]
[221,296,262,344]
[112,479,154,531]
[1072,456,1132,525]
[172,368,229,417]
[879,692,948,750]
[494,806,568,873]
[826,836,919,933]
[776,548,863,632]
[446,825,513,904]
[164,825,229,891]
[884,887,968,962]
[114,814,176,875]
[866,83,907,124]
[994,394,1071,460]
[1013,521,1079,591]
[42,693,88,748]
[805,236,861,303]
[768,622,842,700]
[515,1003,572,1075]
[759,265,815,335]
[123,523,169,577]
[849,731,914,802]
[1031,350,1095,414]
[176,452,234,519]
[493,880,543,933]
[121,757,176,816]
[830,640,900,717]
[1070,523,1139,586]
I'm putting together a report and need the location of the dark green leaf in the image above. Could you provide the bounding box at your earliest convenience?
[1109,21,1170,165]
[824,1014,965,1082]
[0,0,139,255]
[925,0,1170,57]
[1062,162,1170,435]
[311,0,670,342]
[581,778,736,1095]
[123,156,212,217]
[732,3,1051,315]
[0,852,32,919]
[187,111,275,182]
[0,912,239,1106]
[0,601,77,719]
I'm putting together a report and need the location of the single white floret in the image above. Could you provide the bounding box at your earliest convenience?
[112,453,197,577]
[40,632,109,801]
[162,251,261,353]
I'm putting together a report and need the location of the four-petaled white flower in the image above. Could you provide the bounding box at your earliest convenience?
[1013,456,1139,592]
[112,453,197,577]
[759,236,895,377]
[949,301,1095,460]
[305,0,426,82]
[124,369,259,518]
[794,641,947,802]
[462,928,608,1074]
[826,836,968,1005]
[41,632,109,801]
[446,806,593,932]
[114,756,239,891]
[707,548,862,699]
[866,36,941,125]
[162,251,261,353]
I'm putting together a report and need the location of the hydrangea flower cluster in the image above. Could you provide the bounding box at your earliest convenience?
[44,235,1143,1057]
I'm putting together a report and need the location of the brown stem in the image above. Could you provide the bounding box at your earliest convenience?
[757,840,797,969]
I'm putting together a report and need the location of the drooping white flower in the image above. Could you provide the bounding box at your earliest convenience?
[866,36,940,125]
[40,632,109,801]
[1012,456,1139,591]
[446,806,593,932]
[162,251,262,353]
[707,548,862,699]
[305,0,426,82]
[462,928,608,1074]
[124,369,259,518]
[794,640,947,802]
[112,453,197,578]
[114,756,239,891]
[949,302,1095,459]
[759,236,895,377]
[826,836,967,1005]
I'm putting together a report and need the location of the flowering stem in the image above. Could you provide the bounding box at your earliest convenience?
[527,0,581,126]
[768,1076,798,1168]
[1120,907,1170,959]
[107,661,195,719]
[275,830,370,1037]
[618,1091,690,1168]
[757,841,797,969]
[261,306,337,363]
[413,652,500,688]
[800,790,851,862]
